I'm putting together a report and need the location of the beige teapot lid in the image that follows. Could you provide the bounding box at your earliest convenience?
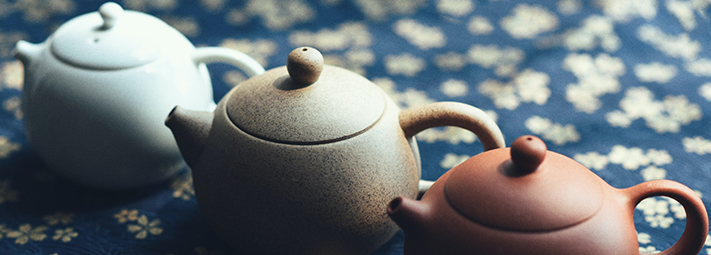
[443,135,606,232]
[226,47,386,144]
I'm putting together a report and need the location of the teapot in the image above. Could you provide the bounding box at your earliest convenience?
[164,47,506,255]
[388,135,709,255]
[13,2,265,189]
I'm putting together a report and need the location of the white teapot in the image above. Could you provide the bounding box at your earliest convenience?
[13,2,265,189]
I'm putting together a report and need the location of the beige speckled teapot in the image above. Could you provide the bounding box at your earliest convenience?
[165,47,506,255]
[388,135,708,255]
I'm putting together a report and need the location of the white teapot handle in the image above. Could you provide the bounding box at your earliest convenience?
[191,47,266,77]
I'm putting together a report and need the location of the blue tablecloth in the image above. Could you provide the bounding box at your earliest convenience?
[1,0,711,254]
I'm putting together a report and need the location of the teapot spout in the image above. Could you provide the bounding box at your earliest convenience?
[387,196,429,233]
[13,40,43,66]
[165,106,213,169]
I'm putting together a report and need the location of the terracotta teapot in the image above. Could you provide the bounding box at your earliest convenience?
[165,47,506,255]
[14,2,264,189]
[388,135,709,255]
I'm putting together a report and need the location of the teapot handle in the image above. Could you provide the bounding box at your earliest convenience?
[399,102,506,195]
[399,102,505,151]
[191,47,266,77]
[623,180,709,255]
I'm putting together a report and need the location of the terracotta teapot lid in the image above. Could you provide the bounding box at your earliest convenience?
[226,47,385,144]
[50,2,180,70]
[443,135,605,232]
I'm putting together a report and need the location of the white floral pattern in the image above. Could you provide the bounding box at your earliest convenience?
[0,0,710,254]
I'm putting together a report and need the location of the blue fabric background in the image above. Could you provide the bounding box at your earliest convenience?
[1,0,711,254]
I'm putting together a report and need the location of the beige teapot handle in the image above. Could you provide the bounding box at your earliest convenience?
[399,102,506,195]
[623,180,709,255]
[399,102,506,151]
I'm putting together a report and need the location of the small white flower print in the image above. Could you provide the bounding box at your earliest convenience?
[289,22,372,51]
[5,224,47,245]
[171,173,195,201]
[440,153,471,169]
[637,25,700,60]
[434,52,467,71]
[384,53,426,77]
[557,0,581,15]
[525,116,580,146]
[243,0,315,31]
[640,166,667,181]
[666,0,696,31]
[468,16,494,35]
[562,53,624,113]
[114,209,140,224]
[573,152,609,170]
[417,127,478,145]
[637,197,679,229]
[3,96,22,119]
[639,245,661,253]
[637,232,652,244]
[607,87,701,133]
[685,58,711,77]
[1,61,23,89]
[608,146,651,170]
[373,77,436,110]
[634,62,678,83]
[394,19,446,50]
[127,215,163,239]
[52,227,78,242]
[352,0,427,21]
[683,136,711,155]
[0,136,20,158]
[440,79,468,97]
[478,69,550,110]
[500,4,558,39]
[468,44,525,77]
[597,0,657,23]
[436,0,474,17]
[563,15,620,52]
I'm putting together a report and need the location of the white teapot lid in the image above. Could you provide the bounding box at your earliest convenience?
[49,2,186,70]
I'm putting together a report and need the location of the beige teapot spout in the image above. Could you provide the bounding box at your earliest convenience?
[165,106,214,169]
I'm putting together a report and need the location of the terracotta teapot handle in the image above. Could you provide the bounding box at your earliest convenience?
[192,47,266,77]
[399,102,505,151]
[623,180,709,255]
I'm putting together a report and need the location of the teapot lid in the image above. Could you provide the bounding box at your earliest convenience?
[443,135,605,232]
[49,2,188,70]
[225,47,386,144]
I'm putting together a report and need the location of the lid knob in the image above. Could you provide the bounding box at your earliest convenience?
[509,135,547,175]
[99,2,123,30]
[287,47,324,86]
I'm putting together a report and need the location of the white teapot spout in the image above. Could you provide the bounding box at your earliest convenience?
[13,40,43,66]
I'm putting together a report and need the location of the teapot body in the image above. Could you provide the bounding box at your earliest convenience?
[192,88,420,255]
[21,40,215,189]
[401,170,639,255]
[389,135,707,255]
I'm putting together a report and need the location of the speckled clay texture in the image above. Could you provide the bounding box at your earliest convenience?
[194,89,418,255]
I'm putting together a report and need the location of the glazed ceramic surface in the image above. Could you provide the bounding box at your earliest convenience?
[165,47,505,255]
[388,135,709,255]
[14,2,264,189]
